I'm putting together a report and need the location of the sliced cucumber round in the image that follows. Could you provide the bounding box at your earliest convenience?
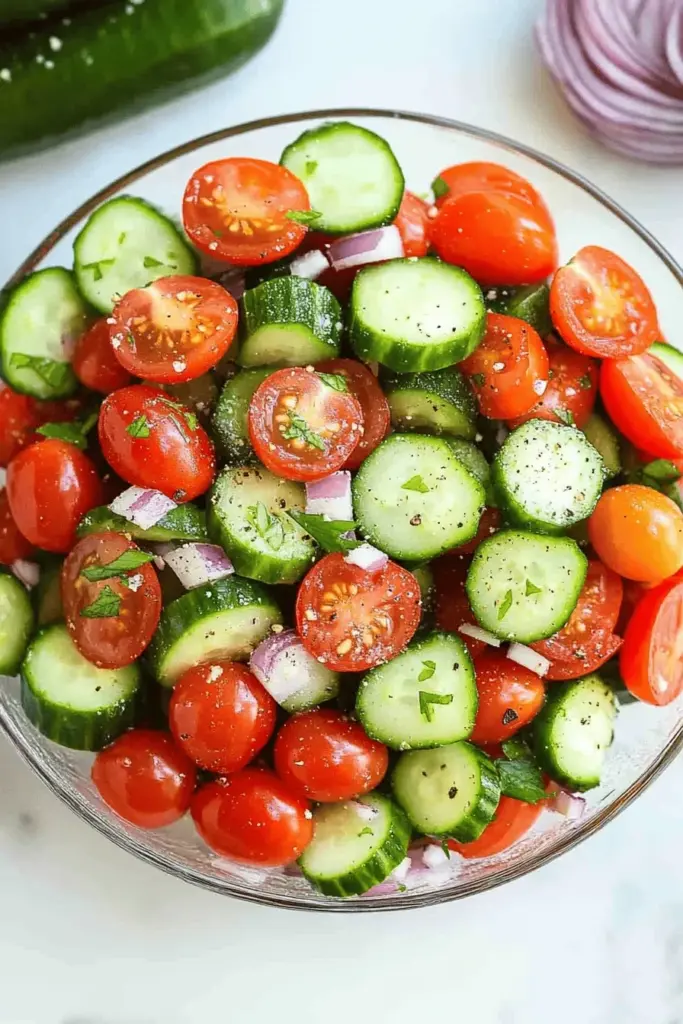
[349,258,485,373]
[212,368,275,464]
[356,631,477,750]
[77,503,208,543]
[238,277,342,368]
[381,366,477,439]
[21,624,140,751]
[490,283,552,337]
[392,741,500,841]
[581,413,621,480]
[443,438,494,503]
[208,465,315,585]
[148,576,282,686]
[0,572,34,675]
[298,792,411,897]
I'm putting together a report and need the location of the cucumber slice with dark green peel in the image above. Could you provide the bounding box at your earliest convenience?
[20,624,140,751]
[492,419,604,533]
[582,413,621,479]
[349,258,485,373]
[238,277,342,368]
[381,366,477,440]
[466,529,588,643]
[532,674,617,791]
[0,268,85,399]
[649,341,683,382]
[212,368,275,464]
[280,121,404,235]
[148,576,282,686]
[77,503,208,543]
[0,573,34,675]
[409,563,436,620]
[0,0,95,26]
[353,433,485,561]
[298,793,411,897]
[442,438,494,504]
[33,558,63,627]
[356,631,477,750]
[392,741,500,841]
[489,284,552,337]
[73,196,197,313]
[208,465,315,585]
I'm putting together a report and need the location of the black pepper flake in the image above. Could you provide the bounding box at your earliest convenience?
[448,785,458,799]
[502,708,518,725]
[410,514,422,526]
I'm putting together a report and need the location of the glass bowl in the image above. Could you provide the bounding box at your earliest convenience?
[2,109,682,913]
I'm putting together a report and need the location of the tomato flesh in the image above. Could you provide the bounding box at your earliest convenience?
[532,561,623,664]
[470,651,546,745]
[433,556,485,657]
[544,634,623,681]
[394,191,431,257]
[588,484,683,582]
[509,338,598,429]
[295,553,421,672]
[620,576,683,705]
[460,313,550,420]
[314,358,390,469]
[110,276,238,384]
[601,353,683,460]
[73,318,132,394]
[447,795,544,859]
[0,488,34,564]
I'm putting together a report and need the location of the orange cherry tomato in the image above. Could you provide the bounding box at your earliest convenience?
[600,353,683,461]
[446,795,545,859]
[314,358,390,470]
[588,484,683,583]
[460,313,550,420]
[509,338,598,430]
[394,191,431,257]
[72,318,132,394]
[0,488,34,564]
[469,651,546,745]
[620,576,683,706]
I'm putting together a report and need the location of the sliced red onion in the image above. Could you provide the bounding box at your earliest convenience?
[11,559,40,589]
[289,249,329,281]
[305,472,353,520]
[249,629,340,712]
[327,225,404,272]
[344,543,388,572]
[507,642,551,677]
[458,623,502,647]
[421,844,451,870]
[109,486,177,531]
[162,543,234,589]
[548,787,587,819]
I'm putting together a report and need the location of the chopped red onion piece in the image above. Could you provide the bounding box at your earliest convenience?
[344,543,388,572]
[305,471,353,520]
[289,249,329,281]
[11,559,40,589]
[507,642,551,677]
[328,225,404,272]
[250,630,339,711]
[162,543,234,589]
[350,800,379,823]
[109,486,177,531]
[422,844,451,870]
[458,623,502,647]
[549,788,587,819]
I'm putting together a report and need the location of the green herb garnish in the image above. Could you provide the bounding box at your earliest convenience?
[81,258,115,281]
[431,175,449,199]
[401,475,430,494]
[143,255,164,268]
[577,373,593,390]
[126,415,151,438]
[642,459,681,484]
[418,659,437,682]
[246,502,285,551]
[495,756,547,804]
[282,412,326,451]
[471,372,485,388]
[10,353,73,391]
[555,408,575,427]
[358,827,374,838]
[286,209,322,226]
[305,160,318,175]
[418,690,453,722]
[286,511,360,554]
[317,372,348,393]
[498,589,513,620]
[80,585,122,619]
[525,579,542,596]
[81,549,155,583]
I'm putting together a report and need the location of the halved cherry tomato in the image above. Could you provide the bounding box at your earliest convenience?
[191,768,313,866]
[433,556,484,657]
[509,338,598,429]
[98,384,215,501]
[601,353,683,460]
[550,246,659,358]
[460,313,550,420]
[0,387,82,467]
[544,634,623,681]
[72,318,132,394]
[617,578,650,635]
[274,709,389,802]
[0,488,33,564]
[446,794,545,859]
[394,191,431,257]
[432,161,547,210]
[248,367,363,482]
[588,484,683,582]
[182,158,310,266]
[470,651,546,745]
[61,532,162,668]
[620,575,683,705]
[296,553,421,672]
[531,561,623,666]
[92,729,197,828]
[448,506,501,557]
[110,276,238,384]
[169,661,276,774]
[430,190,557,286]
[314,358,390,469]
[7,439,104,552]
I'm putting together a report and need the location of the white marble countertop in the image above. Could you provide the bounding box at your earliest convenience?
[1,1,682,1022]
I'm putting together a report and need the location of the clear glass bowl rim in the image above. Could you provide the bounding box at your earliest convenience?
[2,107,682,913]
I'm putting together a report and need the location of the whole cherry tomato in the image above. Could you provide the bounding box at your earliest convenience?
[509,338,598,430]
[470,651,546,745]
[460,313,550,420]
[72,318,132,394]
[588,485,683,582]
[0,488,34,564]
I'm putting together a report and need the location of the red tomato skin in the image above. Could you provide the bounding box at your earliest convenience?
[470,651,546,745]
[394,191,431,257]
[432,161,547,210]
[620,576,683,706]
[73,319,133,394]
[314,358,390,469]
[0,387,82,467]
[601,354,683,461]
[98,385,215,501]
[431,190,557,287]
[169,661,276,774]
[7,439,104,553]
[531,560,623,664]
[447,795,544,859]
[448,507,501,557]
[544,634,623,681]
[0,488,34,564]
[461,313,550,420]
[433,555,484,657]
[92,730,197,828]
[509,339,598,430]
[191,769,313,867]
[274,709,389,802]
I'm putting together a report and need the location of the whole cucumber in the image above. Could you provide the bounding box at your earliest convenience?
[0,0,285,162]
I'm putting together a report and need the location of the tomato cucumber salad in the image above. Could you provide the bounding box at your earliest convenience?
[1,121,682,898]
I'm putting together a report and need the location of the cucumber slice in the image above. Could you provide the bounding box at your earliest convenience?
[492,419,604,533]
[212,368,275,464]
[381,366,477,439]
[148,576,282,686]
[466,529,588,643]
[442,438,494,502]
[0,572,34,675]
[349,258,485,373]
[77,503,208,543]
[0,268,85,399]
[208,465,315,584]
[409,563,436,620]
[532,674,617,791]
[491,283,552,337]
[73,196,197,314]
[356,631,477,750]
[649,341,683,382]
[353,433,485,560]
[20,624,140,751]
[582,413,621,479]
[33,557,63,626]
[280,121,404,235]
[298,792,411,897]
[392,742,500,841]
[238,277,342,368]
